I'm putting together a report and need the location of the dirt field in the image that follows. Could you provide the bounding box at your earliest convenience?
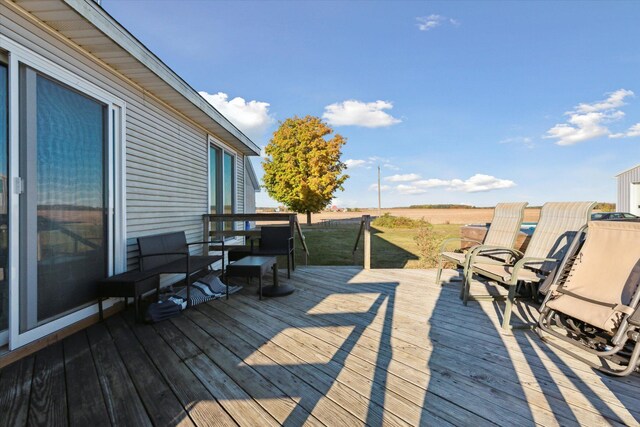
[280,208,542,225]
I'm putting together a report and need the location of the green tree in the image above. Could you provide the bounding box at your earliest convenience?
[263,116,348,225]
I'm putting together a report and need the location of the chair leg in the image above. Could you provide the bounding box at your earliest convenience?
[291,251,295,271]
[287,254,291,279]
[435,256,443,285]
[502,285,517,331]
[462,269,472,305]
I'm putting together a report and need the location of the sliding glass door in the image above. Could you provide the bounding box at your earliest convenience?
[19,67,107,331]
[0,60,8,344]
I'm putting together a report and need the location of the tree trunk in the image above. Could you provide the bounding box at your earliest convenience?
[306,211,312,225]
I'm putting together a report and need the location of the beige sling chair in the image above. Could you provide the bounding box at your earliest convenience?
[464,202,595,331]
[537,220,640,376]
[435,202,528,285]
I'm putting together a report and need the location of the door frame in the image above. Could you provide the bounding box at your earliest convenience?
[630,182,640,216]
[0,35,127,349]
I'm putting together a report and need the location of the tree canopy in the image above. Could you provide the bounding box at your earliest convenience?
[262,116,348,224]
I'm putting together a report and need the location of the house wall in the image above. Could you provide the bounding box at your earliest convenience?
[0,3,244,272]
[244,166,258,216]
[617,165,640,212]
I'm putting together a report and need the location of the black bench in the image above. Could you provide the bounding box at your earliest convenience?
[98,232,223,320]
[137,231,224,305]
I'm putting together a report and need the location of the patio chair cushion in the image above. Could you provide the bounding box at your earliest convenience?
[522,202,595,272]
[546,220,640,332]
[483,202,529,255]
[441,251,466,265]
[472,262,546,284]
[441,251,507,267]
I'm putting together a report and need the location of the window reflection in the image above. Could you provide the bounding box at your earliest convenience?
[0,63,7,333]
[35,75,106,323]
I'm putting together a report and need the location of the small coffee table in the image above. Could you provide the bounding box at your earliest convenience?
[225,256,294,299]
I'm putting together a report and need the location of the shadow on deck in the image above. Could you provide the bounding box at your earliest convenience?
[0,267,638,426]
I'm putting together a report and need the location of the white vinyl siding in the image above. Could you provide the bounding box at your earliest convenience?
[237,154,245,214]
[617,165,640,212]
[0,4,244,272]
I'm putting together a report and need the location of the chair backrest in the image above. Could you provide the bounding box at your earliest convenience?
[483,202,528,249]
[551,220,640,331]
[260,226,292,252]
[137,231,187,271]
[524,202,595,272]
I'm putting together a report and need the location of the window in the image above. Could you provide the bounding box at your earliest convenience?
[209,141,235,232]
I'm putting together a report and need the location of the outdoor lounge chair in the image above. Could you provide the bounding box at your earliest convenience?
[464,201,595,331]
[537,220,640,376]
[435,202,528,285]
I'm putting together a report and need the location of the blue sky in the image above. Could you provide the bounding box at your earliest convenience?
[104,0,640,208]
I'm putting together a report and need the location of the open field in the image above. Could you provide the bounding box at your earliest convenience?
[294,223,461,268]
[282,207,542,225]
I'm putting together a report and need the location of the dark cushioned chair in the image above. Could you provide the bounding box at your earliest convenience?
[252,226,294,278]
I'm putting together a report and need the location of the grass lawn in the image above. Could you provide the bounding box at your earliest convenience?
[293,223,461,269]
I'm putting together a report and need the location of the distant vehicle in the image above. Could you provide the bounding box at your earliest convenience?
[591,212,639,221]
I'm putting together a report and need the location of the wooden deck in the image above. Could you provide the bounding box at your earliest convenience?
[1,266,639,426]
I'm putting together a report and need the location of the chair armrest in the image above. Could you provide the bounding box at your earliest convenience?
[470,244,523,258]
[466,245,524,271]
[508,256,558,285]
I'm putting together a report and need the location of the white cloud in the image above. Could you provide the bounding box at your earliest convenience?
[369,183,391,192]
[575,89,633,113]
[388,174,516,194]
[345,157,398,170]
[416,14,460,31]
[385,173,421,182]
[544,89,634,146]
[413,179,451,188]
[345,159,368,169]
[447,174,516,193]
[323,100,401,128]
[199,91,273,141]
[611,123,640,138]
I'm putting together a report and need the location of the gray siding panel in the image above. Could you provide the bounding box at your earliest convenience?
[237,154,245,214]
[1,5,232,271]
[617,165,640,212]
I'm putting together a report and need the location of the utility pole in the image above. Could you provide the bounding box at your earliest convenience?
[377,165,382,215]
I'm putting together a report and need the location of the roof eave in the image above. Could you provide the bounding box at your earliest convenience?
[61,0,260,156]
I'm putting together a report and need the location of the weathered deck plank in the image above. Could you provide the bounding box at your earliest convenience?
[0,266,638,427]
[288,267,638,425]
[62,332,111,427]
[0,355,34,427]
[105,315,196,426]
[126,319,238,427]
[86,323,153,427]
[29,342,67,427]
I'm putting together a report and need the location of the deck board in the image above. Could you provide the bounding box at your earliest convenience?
[0,266,639,426]
[62,332,111,427]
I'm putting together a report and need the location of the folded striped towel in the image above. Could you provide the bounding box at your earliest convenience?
[196,273,242,295]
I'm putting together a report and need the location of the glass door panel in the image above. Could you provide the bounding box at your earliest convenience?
[0,62,7,339]
[20,68,107,331]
